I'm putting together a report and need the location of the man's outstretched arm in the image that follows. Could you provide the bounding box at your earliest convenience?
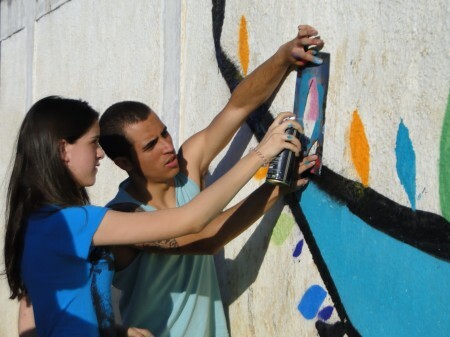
[180,25,324,180]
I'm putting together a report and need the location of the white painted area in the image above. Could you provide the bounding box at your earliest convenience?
[161,0,181,149]
[0,0,449,336]
[24,0,35,108]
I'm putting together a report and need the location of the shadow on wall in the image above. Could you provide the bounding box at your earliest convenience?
[214,201,284,323]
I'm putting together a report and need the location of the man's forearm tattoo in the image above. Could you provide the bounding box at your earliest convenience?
[135,239,181,253]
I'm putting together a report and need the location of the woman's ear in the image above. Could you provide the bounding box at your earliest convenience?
[59,139,69,163]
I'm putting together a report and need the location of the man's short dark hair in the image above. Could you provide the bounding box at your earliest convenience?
[99,101,152,160]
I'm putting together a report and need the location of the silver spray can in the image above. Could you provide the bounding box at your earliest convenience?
[266,127,301,186]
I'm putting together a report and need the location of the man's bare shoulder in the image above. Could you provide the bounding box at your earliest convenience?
[177,130,208,180]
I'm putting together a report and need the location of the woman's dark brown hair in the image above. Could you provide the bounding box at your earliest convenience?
[4,96,99,299]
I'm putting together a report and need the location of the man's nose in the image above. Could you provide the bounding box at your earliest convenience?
[161,137,174,152]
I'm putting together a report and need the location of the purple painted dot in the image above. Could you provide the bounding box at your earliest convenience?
[298,285,327,319]
[318,305,334,321]
[293,239,304,257]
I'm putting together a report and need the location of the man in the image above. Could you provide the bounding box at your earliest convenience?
[99,25,323,337]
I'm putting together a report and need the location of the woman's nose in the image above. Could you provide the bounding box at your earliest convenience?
[97,145,105,159]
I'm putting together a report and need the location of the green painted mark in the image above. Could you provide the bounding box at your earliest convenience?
[440,92,450,221]
[271,213,295,245]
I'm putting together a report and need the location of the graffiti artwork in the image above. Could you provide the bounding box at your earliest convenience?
[212,1,450,336]
[294,53,329,176]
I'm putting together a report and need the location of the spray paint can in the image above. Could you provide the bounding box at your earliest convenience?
[266,127,301,186]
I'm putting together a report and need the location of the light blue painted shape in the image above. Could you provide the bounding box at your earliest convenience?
[299,183,450,337]
[395,120,416,209]
[298,285,327,319]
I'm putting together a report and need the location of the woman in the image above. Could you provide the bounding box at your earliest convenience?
[4,96,302,337]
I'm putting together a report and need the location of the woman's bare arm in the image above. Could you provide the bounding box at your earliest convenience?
[93,113,302,246]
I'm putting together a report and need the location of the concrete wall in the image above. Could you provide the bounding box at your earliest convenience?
[1,0,449,336]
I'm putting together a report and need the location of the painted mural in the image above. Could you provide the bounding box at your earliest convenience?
[212,1,450,336]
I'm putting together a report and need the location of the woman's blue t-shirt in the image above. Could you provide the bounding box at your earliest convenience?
[21,205,112,337]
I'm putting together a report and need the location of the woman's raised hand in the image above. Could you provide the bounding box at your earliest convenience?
[253,112,303,165]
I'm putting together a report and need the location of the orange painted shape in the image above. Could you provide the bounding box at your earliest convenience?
[254,166,268,180]
[239,16,249,76]
[349,110,370,186]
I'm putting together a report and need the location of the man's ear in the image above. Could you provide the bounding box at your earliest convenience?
[59,139,70,163]
[114,157,133,172]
